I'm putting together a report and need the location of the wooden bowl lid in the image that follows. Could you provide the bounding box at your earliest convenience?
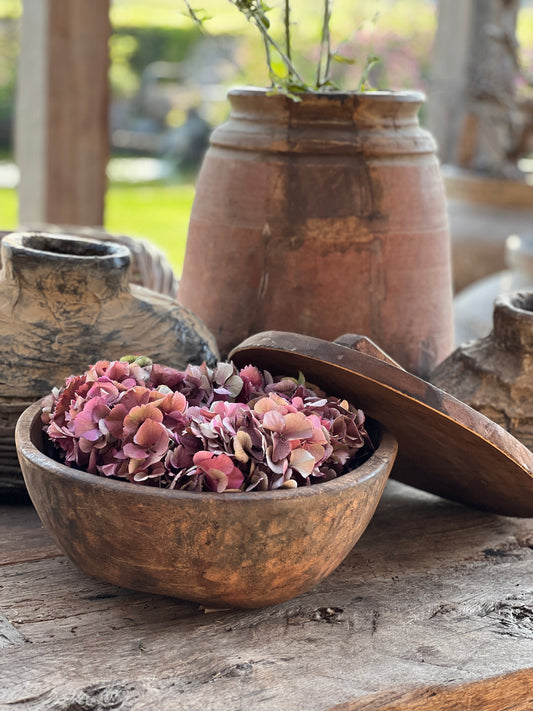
[229,331,533,517]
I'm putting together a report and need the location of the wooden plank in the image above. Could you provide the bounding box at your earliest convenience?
[0,504,60,566]
[334,669,533,711]
[0,482,531,710]
[16,0,110,226]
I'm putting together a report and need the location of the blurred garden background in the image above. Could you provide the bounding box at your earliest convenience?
[0,0,532,274]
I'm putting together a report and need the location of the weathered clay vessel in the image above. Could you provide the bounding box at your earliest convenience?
[16,400,397,608]
[179,88,454,377]
[0,231,218,493]
[432,291,533,449]
[6,225,180,297]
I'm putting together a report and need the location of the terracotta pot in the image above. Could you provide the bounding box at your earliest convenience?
[432,291,533,449]
[0,231,217,493]
[16,400,397,609]
[178,88,454,377]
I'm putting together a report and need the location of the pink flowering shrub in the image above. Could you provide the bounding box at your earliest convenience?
[41,356,374,493]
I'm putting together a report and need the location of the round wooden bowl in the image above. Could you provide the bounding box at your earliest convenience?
[16,401,397,609]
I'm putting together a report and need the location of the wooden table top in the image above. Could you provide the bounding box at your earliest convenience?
[1,481,532,711]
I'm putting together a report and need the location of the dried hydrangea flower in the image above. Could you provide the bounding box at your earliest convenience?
[43,356,374,493]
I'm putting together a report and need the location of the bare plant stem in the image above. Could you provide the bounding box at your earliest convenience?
[182,0,205,26]
[284,0,292,78]
[316,0,332,88]
[227,0,304,85]
[263,35,274,82]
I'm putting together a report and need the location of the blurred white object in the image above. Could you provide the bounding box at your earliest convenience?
[454,234,533,345]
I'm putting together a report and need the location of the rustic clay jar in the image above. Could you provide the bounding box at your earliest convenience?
[432,291,533,449]
[7,225,180,297]
[178,88,454,377]
[16,400,397,609]
[0,231,217,493]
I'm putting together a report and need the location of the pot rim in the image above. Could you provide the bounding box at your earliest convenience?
[227,85,426,102]
[2,231,131,264]
[16,400,398,505]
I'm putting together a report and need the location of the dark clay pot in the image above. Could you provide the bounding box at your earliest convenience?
[0,231,218,492]
[178,88,454,377]
[432,291,533,449]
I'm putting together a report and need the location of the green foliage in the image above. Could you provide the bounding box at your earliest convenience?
[109,34,140,98]
[115,25,204,76]
[0,0,20,19]
[179,0,440,94]
[0,187,17,228]
[105,183,195,275]
[0,184,194,275]
[0,14,18,142]
[111,0,193,29]
[518,5,533,47]
[110,25,204,98]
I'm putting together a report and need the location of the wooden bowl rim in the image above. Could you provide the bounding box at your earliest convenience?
[16,400,398,505]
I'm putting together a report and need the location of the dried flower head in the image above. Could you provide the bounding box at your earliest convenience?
[42,356,374,493]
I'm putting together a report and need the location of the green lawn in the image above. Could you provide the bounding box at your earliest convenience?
[0,188,17,229]
[0,183,195,276]
[105,183,195,275]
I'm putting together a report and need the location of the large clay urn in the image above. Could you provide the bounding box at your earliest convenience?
[179,88,454,377]
[0,231,217,493]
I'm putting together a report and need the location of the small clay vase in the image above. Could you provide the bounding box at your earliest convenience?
[432,291,533,449]
[0,231,218,493]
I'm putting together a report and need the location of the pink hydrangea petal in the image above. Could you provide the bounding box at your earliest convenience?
[71,410,97,437]
[134,418,168,454]
[265,445,286,475]
[253,397,277,415]
[204,468,228,493]
[160,391,187,414]
[104,403,128,439]
[128,457,147,475]
[262,410,286,433]
[290,448,316,477]
[239,365,263,388]
[214,362,234,385]
[305,443,326,465]
[193,450,216,470]
[123,442,149,459]
[284,412,314,440]
[81,428,103,443]
[123,403,163,436]
[99,462,120,477]
[271,433,291,463]
[226,466,244,490]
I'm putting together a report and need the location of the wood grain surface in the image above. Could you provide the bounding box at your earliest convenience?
[1,480,531,710]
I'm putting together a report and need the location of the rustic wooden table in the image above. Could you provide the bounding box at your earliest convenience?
[1,480,532,711]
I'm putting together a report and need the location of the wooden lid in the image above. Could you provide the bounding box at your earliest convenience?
[229,331,533,517]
